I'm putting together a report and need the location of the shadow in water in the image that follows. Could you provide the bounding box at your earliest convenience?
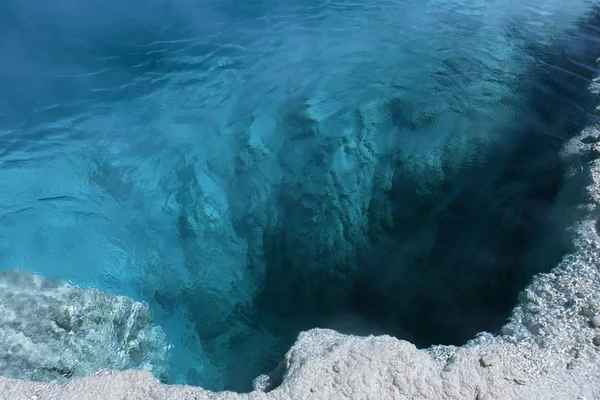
[237,8,600,393]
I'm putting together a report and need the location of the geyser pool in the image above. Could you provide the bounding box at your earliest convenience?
[1,0,600,393]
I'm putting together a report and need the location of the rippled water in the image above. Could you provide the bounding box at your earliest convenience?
[1,0,600,392]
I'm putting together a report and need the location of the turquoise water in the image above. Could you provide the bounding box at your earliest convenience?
[1,0,600,391]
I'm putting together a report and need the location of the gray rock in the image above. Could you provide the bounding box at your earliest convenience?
[0,270,170,383]
[252,374,271,392]
[479,354,498,368]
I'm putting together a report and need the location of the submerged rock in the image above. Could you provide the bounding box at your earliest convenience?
[0,269,170,383]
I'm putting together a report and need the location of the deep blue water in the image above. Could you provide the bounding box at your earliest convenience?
[1,0,600,392]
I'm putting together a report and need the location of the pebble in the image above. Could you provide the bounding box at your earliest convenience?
[479,354,497,367]
[592,335,600,346]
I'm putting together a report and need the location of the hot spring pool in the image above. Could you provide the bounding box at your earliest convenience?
[1,0,599,392]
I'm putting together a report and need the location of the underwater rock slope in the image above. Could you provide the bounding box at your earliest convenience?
[2,110,600,400]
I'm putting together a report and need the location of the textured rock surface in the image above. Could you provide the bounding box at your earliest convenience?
[0,269,170,383]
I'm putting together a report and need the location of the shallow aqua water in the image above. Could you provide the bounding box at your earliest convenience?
[1,0,600,391]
